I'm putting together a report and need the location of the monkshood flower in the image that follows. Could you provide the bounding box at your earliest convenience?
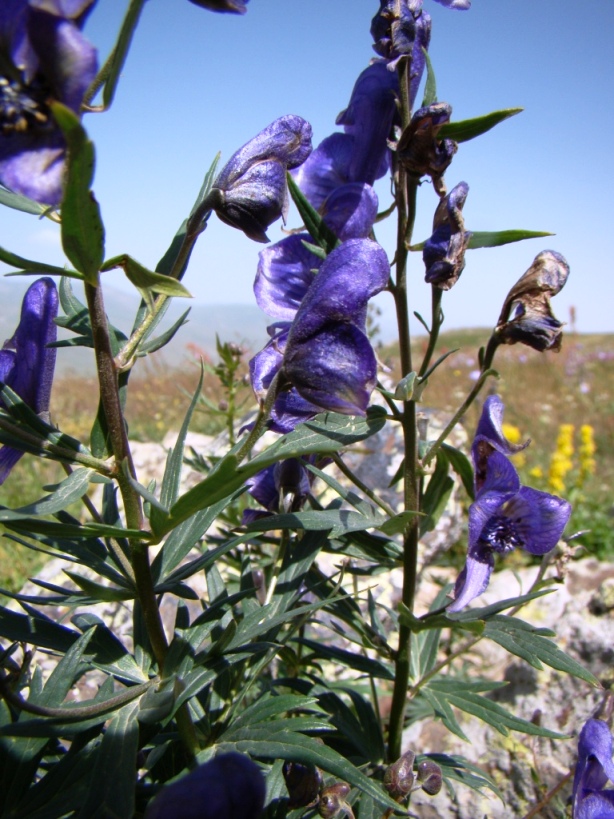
[293,62,399,212]
[187,0,249,12]
[209,115,313,242]
[145,752,265,819]
[495,250,570,352]
[572,719,614,819]
[396,102,457,195]
[250,238,389,426]
[242,457,315,524]
[282,238,390,415]
[0,277,58,484]
[423,181,471,290]
[447,394,571,612]
[0,0,98,205]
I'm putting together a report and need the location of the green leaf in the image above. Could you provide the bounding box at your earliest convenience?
[428,678,567,739]
[150,367,204,535]
[3,518,153,542]
[420,451,454,536]
[0,184,47,215]
[189,152,222,221]
[398,603,485,636]
[438,108,523,142]
[137,308,190,356]
[63,572,134,603]
[246,509,389,538]
[421,48,437,107]
[468,229,554,249]
[51,103,104,284]
[298,638,394,680]
[287,173,339,254]
[75,702,140,819]
[102,253,192,298]
[410,229,553,252]
[484,615,600,685]
[0,469,94,521]
[101,0,145,110]
[0,246,78,278]
[441,443,474,500]
[422,753,503,799]
[454,589,555,621]
[162,409,386,535]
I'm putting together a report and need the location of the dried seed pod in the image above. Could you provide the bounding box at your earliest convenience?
[282,760,322,809]
[318,783,351,819]
[416,759,443,795]
[383,749,416,799]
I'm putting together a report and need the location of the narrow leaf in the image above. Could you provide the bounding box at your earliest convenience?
[438,108,523,142]
[287,173,339,254]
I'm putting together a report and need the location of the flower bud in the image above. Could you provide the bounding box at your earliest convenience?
[416,759,443,795]
[282,761,322,809]
[318,783,351,819]
[210,115,313,242]
[494,250,570,352]
[383,749,416,800]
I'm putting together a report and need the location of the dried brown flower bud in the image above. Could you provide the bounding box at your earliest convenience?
[282,761,322,809]
[383,749,416,800]
[416,759,443,795]
[318,783,351,819]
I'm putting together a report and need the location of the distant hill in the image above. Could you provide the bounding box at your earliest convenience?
[0,277,270,375]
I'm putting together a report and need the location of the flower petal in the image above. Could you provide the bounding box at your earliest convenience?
[504,486,571,556]
[291,133,353,211]
[254,235,320,321]
[468,449,520,548]
[447,540,494,612]
[322,182,379,240]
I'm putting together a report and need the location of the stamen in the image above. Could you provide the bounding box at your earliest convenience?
[480,514,525,554]
[0,75,51,136]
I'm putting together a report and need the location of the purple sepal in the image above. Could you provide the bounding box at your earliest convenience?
[448,394,571,611]
[0,0,98,205]
[423,181,471,290]
[0,277,58,484]
[322,183,379,240]
[243,457,312,523]
[432,0,471,8]
[211,115,313,241]
[282,238,389,416]
[268,389,321,434]
[573,720,614,819]
[291,133,353,212]
[254,236,321,320]
[336,61,400,186]
[144,752,265,819]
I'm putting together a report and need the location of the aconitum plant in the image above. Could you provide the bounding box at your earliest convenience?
[0,2,602,818]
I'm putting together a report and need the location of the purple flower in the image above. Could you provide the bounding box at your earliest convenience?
[0,0,98,206]
[396,102,457,195]
[448,395,571,612]
[423,181,471,290]
[282,238,390,415]
[495,250,570,352]
[144,752,265,819]
[0,277,58,483]
[242,457,315,524]
[187,0,249,12]
[209,115,313,242]
[572,719,614,819]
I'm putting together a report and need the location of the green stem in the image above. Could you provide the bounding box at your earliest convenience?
[330,453,397,518]
[83,0,148,110]
[234,371,284,464]
[418,287,443,379]
[422,335,501,469]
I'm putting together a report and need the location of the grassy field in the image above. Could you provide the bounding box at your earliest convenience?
[1,330,612,592]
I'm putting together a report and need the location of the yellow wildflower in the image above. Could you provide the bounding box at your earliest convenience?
[548,423,574,494]
[577,424,596,487]
[502,423,526,467]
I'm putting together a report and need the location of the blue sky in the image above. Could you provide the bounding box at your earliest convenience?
[2,0,613,339]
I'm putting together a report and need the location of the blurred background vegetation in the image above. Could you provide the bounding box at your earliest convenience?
[1,328,612,595]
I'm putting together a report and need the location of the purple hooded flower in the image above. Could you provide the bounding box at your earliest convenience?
[448,395,571,612]
[242,457,315,524]
[0,0,98,206]
[423,181,471,290]
[281,238,390,415]
[396,102,457,195]
[495,250,570,352]
[144,752,265,819]
[209,115,313,242]
[187,0,249,12]
[572,719,614,819]
[0,277,58,483]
